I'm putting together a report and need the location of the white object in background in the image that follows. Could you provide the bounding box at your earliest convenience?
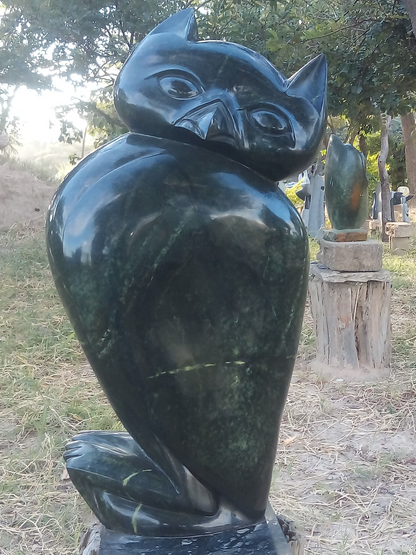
[308,174,325,239]
[397,186,410,197]
[298,171,310,185]
[397,186,411,223]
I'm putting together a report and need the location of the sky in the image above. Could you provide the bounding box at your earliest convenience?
[10,79,90,144]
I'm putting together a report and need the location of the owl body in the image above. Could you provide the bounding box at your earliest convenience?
[47,9,327,533]
[48,132,308,515]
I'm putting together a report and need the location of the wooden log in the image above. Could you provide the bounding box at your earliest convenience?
[308,263,391,371]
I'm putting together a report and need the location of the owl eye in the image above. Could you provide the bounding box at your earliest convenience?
[248,109,290,135]
[159,76,202,100]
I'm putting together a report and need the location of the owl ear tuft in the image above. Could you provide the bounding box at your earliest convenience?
[149,9,198,41]
[287,54,327,113]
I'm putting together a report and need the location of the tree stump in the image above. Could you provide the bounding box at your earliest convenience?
[308,263,391,371]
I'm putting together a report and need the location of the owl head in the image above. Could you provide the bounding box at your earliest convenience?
[114,9,327,182]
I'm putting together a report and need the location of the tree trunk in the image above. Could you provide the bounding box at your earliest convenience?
[348,131,358,145]
[402,0,416,37]
[345,122,358,145]
[81,123,88,159]
[359,134,368,158]
[327,116,336,135]
[401,112,416,195]
[378,114,392,242]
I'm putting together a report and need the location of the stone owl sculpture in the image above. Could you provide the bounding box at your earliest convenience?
[46,9,327,538]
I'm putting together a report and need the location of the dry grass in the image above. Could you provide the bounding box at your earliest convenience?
[271,359,416,554]
[0,224,118,554]
[269,240,416,554]
[1,223,415,554]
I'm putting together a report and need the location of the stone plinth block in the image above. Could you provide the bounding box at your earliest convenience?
[385,222,414,255]
[385,222,414,238]
[80,509,297,555]
[368,220,380,232]
[390,236,412,255]
[323,229,368,242]
[317,239,382,272]
[308,264,391,371]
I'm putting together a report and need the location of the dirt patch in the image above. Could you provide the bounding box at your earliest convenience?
[308,360,391,382]
[0,162,56,230]
[271,317,416,554]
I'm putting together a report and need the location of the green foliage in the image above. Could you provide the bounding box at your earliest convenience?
[0,2,52,132]
[68,153,81,166]
[366,152,380,182]
[0,0,308,144]
[265,1,416,134]
[2,0,416,149]
[58,118,83,145]
[388,140,406,189]
[365,152,380,205]
[360,133,382,198]
[81,87,128,147]
[363,125,407,190]
[0,0,185,141]
[285,182,303,208]
[308,237,320,261]
[2,0,192,84]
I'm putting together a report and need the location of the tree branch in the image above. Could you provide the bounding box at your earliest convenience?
[75,99,122,128]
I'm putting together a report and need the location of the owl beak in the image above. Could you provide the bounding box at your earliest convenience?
[175,102,237,147]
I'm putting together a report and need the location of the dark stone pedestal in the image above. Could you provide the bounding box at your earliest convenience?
[99,510,293,555]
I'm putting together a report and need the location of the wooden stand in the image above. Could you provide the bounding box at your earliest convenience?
[308,263,391,371]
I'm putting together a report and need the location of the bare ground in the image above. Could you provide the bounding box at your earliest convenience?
[0,161,56,230]
[1,164,415,554]
[271,336,416,553]
[270,281,416,553]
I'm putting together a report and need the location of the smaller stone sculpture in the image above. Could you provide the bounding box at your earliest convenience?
[324,134,368,241]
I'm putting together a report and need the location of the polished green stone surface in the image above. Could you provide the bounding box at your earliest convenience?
[98,505,293,554]
[325,134,368,231]
[49,132,309,524]
[46,8,326,538]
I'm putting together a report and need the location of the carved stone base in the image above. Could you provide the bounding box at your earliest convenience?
[385,221,414,238]
[385,222,414,255]
[317,239,382,272]
[80,508,299,555]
